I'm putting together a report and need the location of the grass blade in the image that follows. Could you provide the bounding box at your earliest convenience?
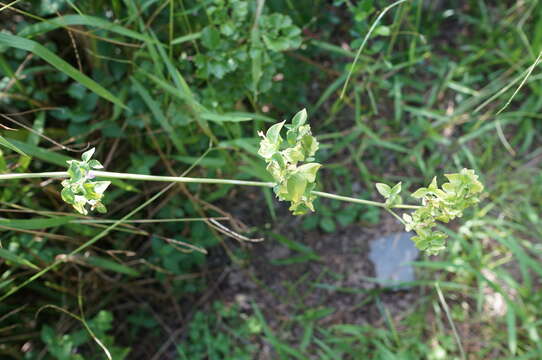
[0,248,40,270]
[0,33,127,109]
[131,78,187,154]
[340,0,408,99]
[18,14,157,43]
[0,217,74,230]
[0,135,28,156]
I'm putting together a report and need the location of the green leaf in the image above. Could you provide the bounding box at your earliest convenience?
[411,187,429,198]
[61,187,75,204]
[5,139,71,166]
[199,112,254,123]
[93,181,111,195]
[84,256,140,277]
[81,148,95,162]
[18,14,157,43]
[0,248,40,270]
[132,78,186,154]
[297,163,321,183]
[171,32,201,45]
[258,137,279,159]
[0,33,126,109]
[0,135,28,157]
[201,26,221,49]
[287,173,307,203]
[266,121,286,145]
[0,217,74,230]
[282,146,304,164]
[94,202,107,214]
[88,159,104,169]
[506,308,517,355]
[375,25,391,36]
[375,183,391,198]
[320,217,336,233]
[291,108,307,127]
[390,182,402,196]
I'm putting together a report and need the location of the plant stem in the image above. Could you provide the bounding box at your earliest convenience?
[0,171,421,209]
[311,191,418,209]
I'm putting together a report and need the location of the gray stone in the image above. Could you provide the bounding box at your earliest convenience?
[368,232,419,288]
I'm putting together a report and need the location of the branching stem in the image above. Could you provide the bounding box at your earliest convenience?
[0,171,421,210]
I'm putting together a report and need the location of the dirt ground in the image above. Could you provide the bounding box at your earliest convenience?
[209,188,421,354]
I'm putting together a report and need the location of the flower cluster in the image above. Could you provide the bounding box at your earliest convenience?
[403,169,484,255]
[61,148,110,215]
[258,109,321,215]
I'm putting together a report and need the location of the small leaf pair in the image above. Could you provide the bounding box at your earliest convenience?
[375,182,402,207]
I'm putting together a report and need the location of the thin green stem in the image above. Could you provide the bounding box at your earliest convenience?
[311,191,418,209]
[0,171,421,210]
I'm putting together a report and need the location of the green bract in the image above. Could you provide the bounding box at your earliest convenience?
[402,169,484,255]
[258,109,321,215]
[61,148,110,215]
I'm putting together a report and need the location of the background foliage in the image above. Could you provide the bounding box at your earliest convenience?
[1,0,542,359]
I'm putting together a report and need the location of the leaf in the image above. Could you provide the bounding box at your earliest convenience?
[291,108,307,127]
[0,217,75,230]
[506,307,517,355]
[93,181,111,195]
[375,183,391,198]
[286,173,307,203]
[265,121,285,145]
[411,187,429,198]
[375,25,390,36]
[0,248,40,270]
[61,187,75,204]
[0,33,126,109]
[201,26,221,49]
[200,112,253,123]
[0,135,28,157]
[88,159,104,169]
[84,256,140,277]
[297,163,321,183]
[18,14,157,43]
[258,137,279,159]
[131,78,186,154]
[390,182,402,196]
[171,32,201,45]
[6,139,71,166]
[81,148,95,162]
[320,217,336,233]
[282,146,304,164]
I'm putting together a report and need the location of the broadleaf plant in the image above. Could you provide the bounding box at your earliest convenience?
[258,109,321,215]
[2,110,483,256]
[192,0,302,110]
[61,148,110,215]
